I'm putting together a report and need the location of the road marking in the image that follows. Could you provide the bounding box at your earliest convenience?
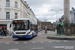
[32,42,35,43]
[9,49,19,50]
[57,41,60,42]
[3,36,11,38]
[53,46,74,49]
[31,47,44,50]
[41,41,44,43]
[24,42,27,44]
[15,42,18,44]
[49,41,52,43]
[5,42,9,44]
[64,40,68,42]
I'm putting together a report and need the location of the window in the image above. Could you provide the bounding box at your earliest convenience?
[15,13,18,19]
[27,12,30,15]
[6,12,10,19]
[6,0,10,7]
[15,2,18,8]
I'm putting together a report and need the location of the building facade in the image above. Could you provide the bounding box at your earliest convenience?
[0,0,37,33]
[41,22,56,30]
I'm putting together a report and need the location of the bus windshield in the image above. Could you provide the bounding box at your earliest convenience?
[13,20,28,31]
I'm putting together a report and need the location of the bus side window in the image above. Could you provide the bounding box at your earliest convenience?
[30,24,33,31]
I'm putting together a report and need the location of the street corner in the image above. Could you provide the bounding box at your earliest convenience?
[47,35,75,40]
[0,37,3,39]
[0,36,11,39]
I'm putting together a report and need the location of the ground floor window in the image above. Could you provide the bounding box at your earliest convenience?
[0,24,7,35]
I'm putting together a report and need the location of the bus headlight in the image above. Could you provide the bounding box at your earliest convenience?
[27,32,30,35]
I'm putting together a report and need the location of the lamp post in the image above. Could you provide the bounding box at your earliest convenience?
[51,9,63,34]
[51,9,63,22]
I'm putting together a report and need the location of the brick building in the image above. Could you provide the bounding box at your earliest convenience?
[41,22,56,30]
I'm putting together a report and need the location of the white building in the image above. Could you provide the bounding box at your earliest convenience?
[70,8,75,23]
[0,0,37,32]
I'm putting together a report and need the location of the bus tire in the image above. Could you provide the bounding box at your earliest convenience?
[35,34,37,37]
[32,33,34,38]
[18,38,21,40]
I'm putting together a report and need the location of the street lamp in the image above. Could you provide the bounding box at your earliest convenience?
[51,9,63,32]
[51,9,63,22]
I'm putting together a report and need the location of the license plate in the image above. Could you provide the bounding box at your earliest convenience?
[19,35,23,37]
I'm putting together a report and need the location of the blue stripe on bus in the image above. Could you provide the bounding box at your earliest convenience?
[12,35,32,38]
[12,31,38,39]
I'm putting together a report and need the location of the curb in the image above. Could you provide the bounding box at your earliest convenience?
[0,37,3,39]
[47,36,75,40]
[0,36,11,39]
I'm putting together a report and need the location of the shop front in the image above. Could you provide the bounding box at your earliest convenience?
[0,24,7,35]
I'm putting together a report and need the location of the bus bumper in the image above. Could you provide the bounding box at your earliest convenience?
[12,35,32,38]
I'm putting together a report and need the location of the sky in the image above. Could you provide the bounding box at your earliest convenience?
[24,0,75,23]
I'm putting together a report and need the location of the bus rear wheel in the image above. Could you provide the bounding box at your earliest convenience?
[18,38,22,40]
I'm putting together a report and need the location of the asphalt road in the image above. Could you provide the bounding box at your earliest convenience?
[0,30,57,43]
[0,40,75,50]
[0,30,75,50]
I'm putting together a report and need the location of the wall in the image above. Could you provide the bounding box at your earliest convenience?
[0,0,37,31]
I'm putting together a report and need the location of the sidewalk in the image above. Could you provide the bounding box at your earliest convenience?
[0,35,11,39]
[47,35,75,40]
[43,30,75,40]
[39,30,56,34]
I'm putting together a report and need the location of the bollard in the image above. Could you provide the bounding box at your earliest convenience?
[45,29,47,34]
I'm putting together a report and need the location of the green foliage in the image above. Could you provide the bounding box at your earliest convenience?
[72,34,75,36]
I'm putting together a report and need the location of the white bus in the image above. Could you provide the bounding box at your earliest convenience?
[10,18,38,39]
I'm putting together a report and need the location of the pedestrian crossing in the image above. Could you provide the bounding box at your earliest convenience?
[1,40,74,50]
[4,40,71,45]
[9,49,19,50]
[0,36,11,38]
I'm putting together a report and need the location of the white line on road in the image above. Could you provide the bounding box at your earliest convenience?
[32,42,36,43]
[3,36,11,38]
[24,42,27,44]
[31,47,44,50]
[9,49,19,50]
[49,41,52,43]
[41,41,44,43]
[64,40,68,42]
[15,42,18,44]
[5,42,9,44]
[57,41,60,42]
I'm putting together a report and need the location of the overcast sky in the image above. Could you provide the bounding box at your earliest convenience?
[24,0,75,23]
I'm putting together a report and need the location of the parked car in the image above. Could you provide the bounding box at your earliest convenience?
[38,29,43,32]
[50,28,55,31]
[47,29,50,30]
